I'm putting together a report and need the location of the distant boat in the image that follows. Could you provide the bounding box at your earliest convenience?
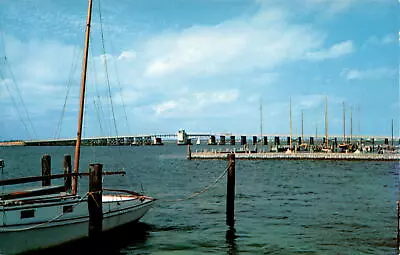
[0,1,155,253]
[196,137,201,145]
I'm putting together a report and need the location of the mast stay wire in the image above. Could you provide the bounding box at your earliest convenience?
[96,0,143,190]
[97,0,119,141]
[107,33,132,136]
[88,37,108,136]
[0,69,33,139]
[0,27,36,139]
[54,46,80,140]
[97,0,129,175]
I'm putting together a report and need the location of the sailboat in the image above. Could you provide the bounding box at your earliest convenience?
[196,137,201,145]
[0,1,155,254]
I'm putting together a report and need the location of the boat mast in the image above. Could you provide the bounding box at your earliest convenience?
[342,101,346,144]
[325,96,328,148]
[350,106,353,142]
[392,119,394,146]
[301,110,304,141]
[260,97,263,141]
[72,0,93,195]
[289,97,292,149]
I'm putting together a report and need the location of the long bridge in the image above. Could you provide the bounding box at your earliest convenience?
[0,130,398,146]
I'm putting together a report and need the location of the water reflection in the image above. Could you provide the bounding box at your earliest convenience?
[27,222,152,255]
[226,226,237,255]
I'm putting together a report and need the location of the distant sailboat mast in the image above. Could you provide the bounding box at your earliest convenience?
[342,101,346,144]
[301,110,304,141]
[325,96,328,148]
[289,97,292,149]
[392,119,394,146]
[350,106,353,142]
[260,97,263,141]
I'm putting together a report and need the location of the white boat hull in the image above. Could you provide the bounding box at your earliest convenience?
[0,194,154,254]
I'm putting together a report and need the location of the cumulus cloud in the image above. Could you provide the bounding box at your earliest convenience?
[341,67,396,80]
[118,50,136,60]
[143,8,326,78]
[304,40,354,61]
[304,0,391,14]
[153,89,239,116]
[365,34,397,45]
[305,0,359,12]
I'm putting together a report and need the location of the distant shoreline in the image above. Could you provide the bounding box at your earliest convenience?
[0,141,26,146]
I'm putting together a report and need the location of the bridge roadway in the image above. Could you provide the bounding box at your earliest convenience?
[17,132,399,146]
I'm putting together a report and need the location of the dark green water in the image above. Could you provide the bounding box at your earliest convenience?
[0,145,398,254]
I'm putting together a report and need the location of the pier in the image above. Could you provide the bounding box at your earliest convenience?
[190,151,400,161]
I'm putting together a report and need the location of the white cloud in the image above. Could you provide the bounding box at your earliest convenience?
[305,40,354,61]
[382,34,396,44]
[99,53,113,64]
[304,0,391,13]
[118,50,136,60]
[365,34,396,45]
[143,8,325,78]
[154,100,178,115]
[341,67,396,80]
[153,89,239,117]
[305,0,358,12]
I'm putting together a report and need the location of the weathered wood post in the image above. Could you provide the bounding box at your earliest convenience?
[226,153,235,227]
[88,163,103,239]
[63,155,72,192]
[0,159,4,174]
[187,144,192,160]
[397,200,399,252]
[372,138,375,153]
[41,154,51,186]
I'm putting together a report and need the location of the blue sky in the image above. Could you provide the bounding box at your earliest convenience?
[0,0,398,140]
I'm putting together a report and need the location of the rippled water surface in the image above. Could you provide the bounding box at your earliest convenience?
[0,145,398,254]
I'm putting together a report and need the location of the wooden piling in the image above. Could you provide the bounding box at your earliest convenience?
[41,154,51,186]
[187,144,192,160]
[241,136,247,145]
[63,155,72,192]
[0,159,4,174]
[226,153,235,227]
[230,136,235,145]
[372,138,375,152]
[88,163,103,239]
[275,136,280,145]
[263,136,268,145]
[252,136,257,145]
[220,136,226,145]
[397,200,399,252]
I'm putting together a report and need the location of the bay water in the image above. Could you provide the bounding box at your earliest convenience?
[0,145,397,254]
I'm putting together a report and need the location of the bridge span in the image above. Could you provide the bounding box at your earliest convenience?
[0,130,398,146]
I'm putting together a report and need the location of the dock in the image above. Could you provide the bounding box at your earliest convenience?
[191,151,400,161]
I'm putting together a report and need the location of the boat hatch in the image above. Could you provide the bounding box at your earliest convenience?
[63,205,73,213]
[20,209,35,219]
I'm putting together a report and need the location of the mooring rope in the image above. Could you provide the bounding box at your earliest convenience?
[3,193,89,232]
[162,163,231,203]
